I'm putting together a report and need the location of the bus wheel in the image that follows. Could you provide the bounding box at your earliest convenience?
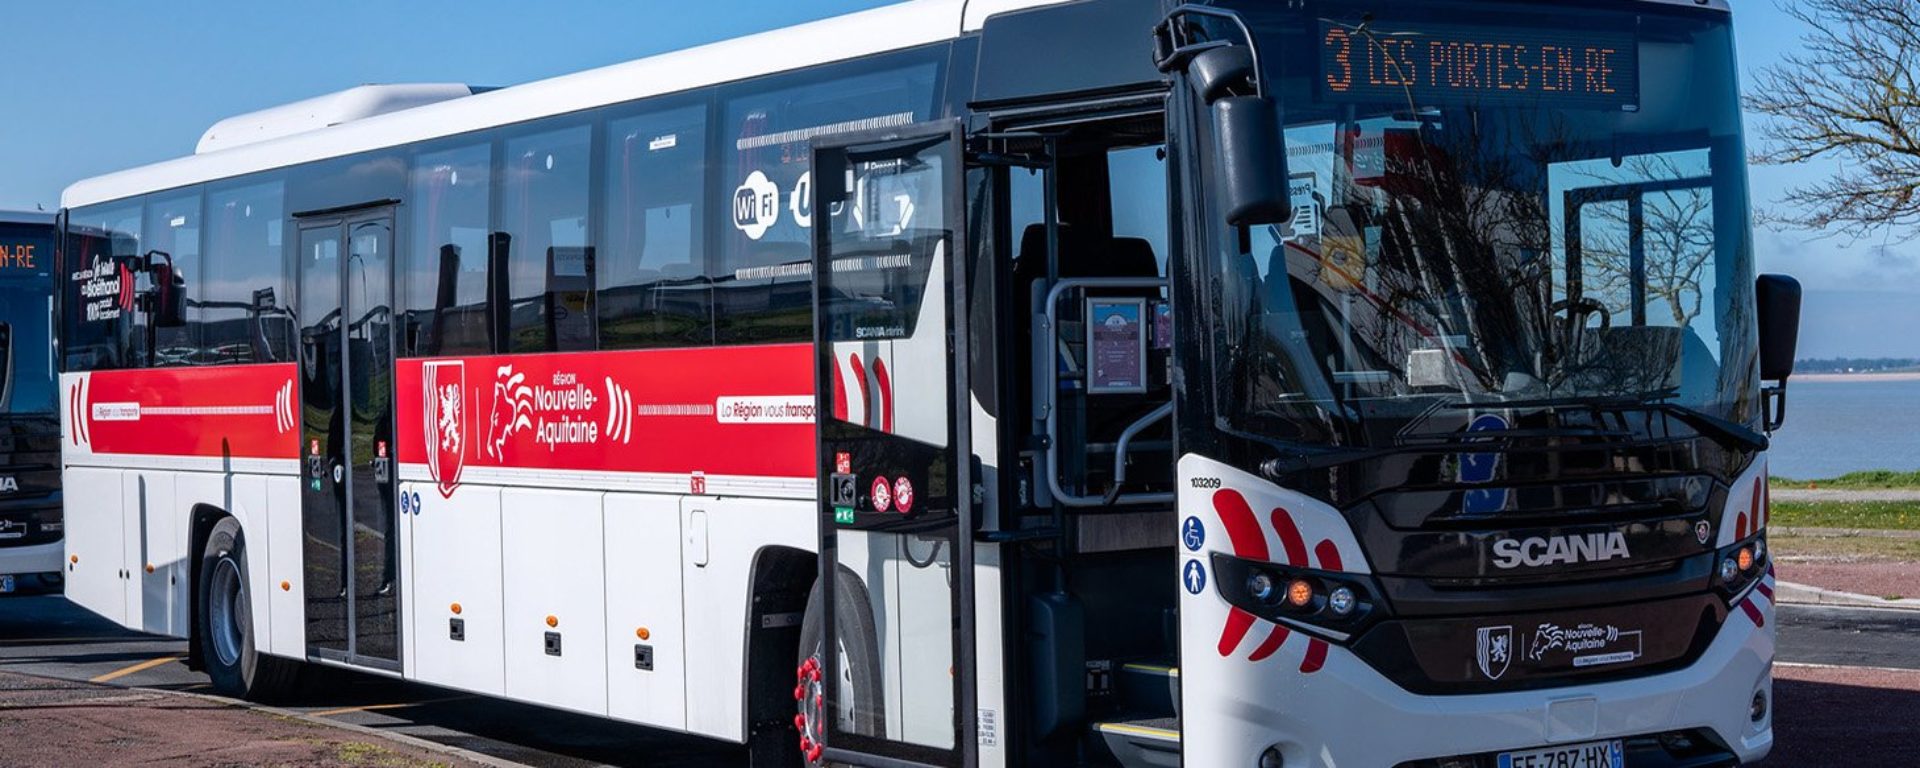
[197,517,299,700]
[794,569,884,765]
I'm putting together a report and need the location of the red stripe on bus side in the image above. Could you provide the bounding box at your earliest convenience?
[73,364,298,459]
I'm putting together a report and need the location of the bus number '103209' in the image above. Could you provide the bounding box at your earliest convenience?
[1190,477,1222,489]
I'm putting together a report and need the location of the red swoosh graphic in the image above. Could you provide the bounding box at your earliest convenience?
[1248,625,1290,662]
[1218,608,1258,657]
[1213,490,1269,560]
[1270,508,1308,566]
[873,358,893,434]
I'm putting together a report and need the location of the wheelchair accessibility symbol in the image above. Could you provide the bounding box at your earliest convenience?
[1182,516,1205,552]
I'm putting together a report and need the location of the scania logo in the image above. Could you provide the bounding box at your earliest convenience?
[1491,532,1629,569]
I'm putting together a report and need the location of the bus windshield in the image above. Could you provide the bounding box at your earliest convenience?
[0,223,55,417]
[1212,0,1756,450]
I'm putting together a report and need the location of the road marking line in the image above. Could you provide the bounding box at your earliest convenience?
[88,655,184,683]
[309,695,474,717]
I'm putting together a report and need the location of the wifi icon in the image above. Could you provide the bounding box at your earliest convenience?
[604,377,633,444]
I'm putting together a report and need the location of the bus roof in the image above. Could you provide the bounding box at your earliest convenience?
[0,211,55,226]
[62,0,1073,210]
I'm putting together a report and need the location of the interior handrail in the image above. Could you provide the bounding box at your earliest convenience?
[1035,276,1174,508]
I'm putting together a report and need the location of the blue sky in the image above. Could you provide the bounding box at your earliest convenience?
[0,1,1909,356]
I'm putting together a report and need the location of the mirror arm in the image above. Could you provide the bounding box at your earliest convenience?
[1153,5,1265,97]
[1762,380,1788,434]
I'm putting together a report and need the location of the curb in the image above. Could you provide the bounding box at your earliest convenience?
[3,667,528,768]
[1774,580,1919,612]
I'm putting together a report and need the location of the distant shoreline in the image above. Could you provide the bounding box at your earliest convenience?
[1794,372,1920,383]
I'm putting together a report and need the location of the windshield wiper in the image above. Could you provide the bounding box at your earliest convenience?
[1644,401,1769,453]
[1443,395,1768,453]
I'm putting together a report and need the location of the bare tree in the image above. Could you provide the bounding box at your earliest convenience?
[1748,0,1920,237]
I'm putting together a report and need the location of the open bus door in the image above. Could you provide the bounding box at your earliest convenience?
[805,120,977,767]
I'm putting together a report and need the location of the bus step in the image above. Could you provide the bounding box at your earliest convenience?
[1117,662,1180,717]
[1092,717,1181,768]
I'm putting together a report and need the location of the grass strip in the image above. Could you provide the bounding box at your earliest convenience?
[1770,500,1920,531]
[1770,470,1920,489]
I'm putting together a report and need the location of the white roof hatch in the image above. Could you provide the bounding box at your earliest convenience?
[196,83,479,155]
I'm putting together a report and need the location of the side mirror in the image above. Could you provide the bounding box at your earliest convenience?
[1756,273,1801,382]
[1189,46,1255,103]
[1213,96,1289,226]
[1185,46,1288,227]
[1755,273,1801,432]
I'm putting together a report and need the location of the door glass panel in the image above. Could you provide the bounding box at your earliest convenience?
[297,225,347,653]
[813,128,964,761]
[346,218,398,662]
[1551,150,1723,400]
[1576,199,1634,325]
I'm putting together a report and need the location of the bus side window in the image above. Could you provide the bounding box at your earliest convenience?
[712,55,942,346]
[600,104,712,350]
[404,143,493,358]
[64,203,143,371]
[144,191,203,367]
[501,124,595,353]
[203,178,289,365]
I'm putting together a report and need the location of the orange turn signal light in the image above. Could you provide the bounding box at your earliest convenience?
[450,603,463,615]
[636,627,651,640]
[280,581,291,592]
[546,615,559,628]
[1736,547,1754,572]
[1286,579,1314,608]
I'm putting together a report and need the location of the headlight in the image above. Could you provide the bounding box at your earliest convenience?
[1328,586,1356,616]
[1714,532,1768,603]
[1248,571,1278,604]
[1210,553,1384,643]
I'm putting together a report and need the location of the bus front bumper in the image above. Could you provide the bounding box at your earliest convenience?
[1182,593,1774,767]
[0,540,65,594]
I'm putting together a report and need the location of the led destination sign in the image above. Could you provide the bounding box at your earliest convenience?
[1320,21,1639,110]
[0,240,40,270]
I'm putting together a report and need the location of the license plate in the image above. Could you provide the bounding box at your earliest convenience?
[0,575,14,594]
[1498,739,1623,768]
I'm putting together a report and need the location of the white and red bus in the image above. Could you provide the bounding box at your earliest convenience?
[0,211,63,595]
[56,1,1801,765]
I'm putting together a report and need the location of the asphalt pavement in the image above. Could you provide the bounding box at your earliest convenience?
[0,595,742,767]
[1775,602,1920,670]
[1,596,1915,767]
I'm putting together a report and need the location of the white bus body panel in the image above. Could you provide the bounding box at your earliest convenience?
[63,466,125,624]
[262,474,306,658]
[502,487,610,716]
[604,493,689,731]
[681,495,814,741]
[405,481,507,697]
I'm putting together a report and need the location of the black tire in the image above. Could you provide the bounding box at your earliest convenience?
[197,517,300,700]
[793,567,885,765]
